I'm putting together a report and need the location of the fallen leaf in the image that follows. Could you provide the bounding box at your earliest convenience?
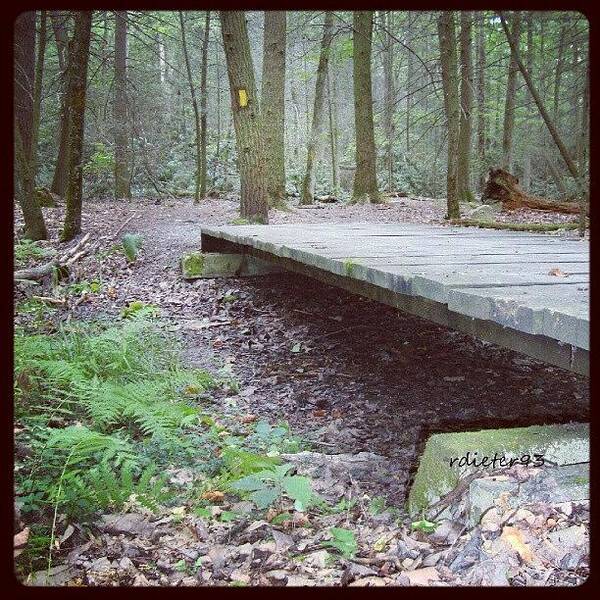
[548,267,568,277]
[500,525,535,563]
[312,409,327,418]
[404,567,441,586]
[14,527,30,558]
[331,408,343,419]
[201,490,225,503]
[239,414,258,423]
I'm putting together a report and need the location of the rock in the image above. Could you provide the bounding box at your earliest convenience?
[404,567,441,586]
[272,529,294,552]
[285,574,317,586]
[229,569,251,584]
[98,513,157,538]
[429,520,463,545]
[305,549,329,568]
[265,569,288,585]
[231,501,255,515]
[480,508,503,532]
[422,551,446,567]
[28,564,78,586]
[89,557,113,572]
[467,204,499,222]
[547,524,588,549]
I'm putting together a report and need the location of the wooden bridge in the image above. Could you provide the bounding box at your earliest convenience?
[200,223,589,376]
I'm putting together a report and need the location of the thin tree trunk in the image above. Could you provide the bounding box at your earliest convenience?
[49,11,70,197]
[61,11,92,242]
[220,11,269,223]
[215,40,221,160]
[14,11,47,240]
[327,63,339,197]
[457,11,473,202]
[552,17,567,123]
[382,11,395,192]
[577,43,589,175]
[476,12,486,192]
[261,11,287,207]
[114,10,130,199]
[405,13,414,153]
[502,11,521,171]
[522,12,534,192]
[31,10,47,188]
[437,11,460,219]
[351,11,381,204]
[301,12,334,205]
[499,12,586,236]
[199,11,211,198]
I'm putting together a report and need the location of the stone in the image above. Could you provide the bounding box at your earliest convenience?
[181,252,282,280]
[428,520,463,545]
[404,567,441,586]
[408,422,589,515]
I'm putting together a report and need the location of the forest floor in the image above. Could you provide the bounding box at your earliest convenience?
[14,196,589,587]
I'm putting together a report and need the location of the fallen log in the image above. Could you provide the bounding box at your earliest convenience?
[482,168,586,215]
[14,233,90,282]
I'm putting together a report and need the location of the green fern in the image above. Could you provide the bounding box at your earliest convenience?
[121,233,143,262]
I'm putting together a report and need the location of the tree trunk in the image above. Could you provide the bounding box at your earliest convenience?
[14,11,47,240]
[61,11,92,242]
[437,11,460,219]
[327,61,339,197]
[179,11,202,202]
[382,11,395,192]
[476,12,486,192]
[199,11,211,198]
[261,11,287,207]
[522,12,534,192]
[31,10,47,188]
[49,12,70,197]
[457,11,473,203]
[220,11,269,223]
[301,12,334,205]
[482,168,584,214]
[351,11,381,204]
[501,11,521,171]
[405,13,414,153]
[552,17,567,123]
[114,10,130,200]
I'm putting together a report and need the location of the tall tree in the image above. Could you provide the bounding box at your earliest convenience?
[476,12,486,192]
[114,11,130,199]
[61,11,93,242]
[351,11,381,204]
[300,11,334,205]
[199,11,211,198]
[382,11,396,192]
[220,11,269,223]
[501,11,521,171]
[49,11,70,197]
[327,62,340,196]
[31,10,47,187]
[457,11,473,202]
[261,11,287,207]
[14,11,47,240]
[437,11,460,219]
[179,11,202,202]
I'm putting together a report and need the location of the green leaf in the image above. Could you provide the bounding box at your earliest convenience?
[249,486,280,509]
[411,519,438,534]
[323,527,358,558]
[230,475,264,492]
[282,475,313,511]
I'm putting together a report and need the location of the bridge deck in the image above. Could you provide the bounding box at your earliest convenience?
[200,223,589,375]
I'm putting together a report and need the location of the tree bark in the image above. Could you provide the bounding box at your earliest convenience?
[501,11,521,171]
[457,11,473,203]
[49,11,70,197]
[437,11,460,219]
[327,60,339,197]
[179,11,202,202]
[220,11,269,223]
[31,10,47,188]
[61,11,92,242]
[261,11,287,207]
[301,11,334,205]
[114,10,130,199]
[382,11,395,192]
[476,12,486,192]
[14,11,47,240]
[199,11,211,198]
[351,11,381,204]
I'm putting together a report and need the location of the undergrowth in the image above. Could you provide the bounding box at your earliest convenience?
[14,313,314,575]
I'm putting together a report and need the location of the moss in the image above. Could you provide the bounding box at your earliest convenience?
[343,259,359,277]
[181,252,205,278]
[449,219,580,232]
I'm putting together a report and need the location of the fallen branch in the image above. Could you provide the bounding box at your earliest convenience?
[14,233,91,282]
[449,219,580,232]
[111,214,136,240]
